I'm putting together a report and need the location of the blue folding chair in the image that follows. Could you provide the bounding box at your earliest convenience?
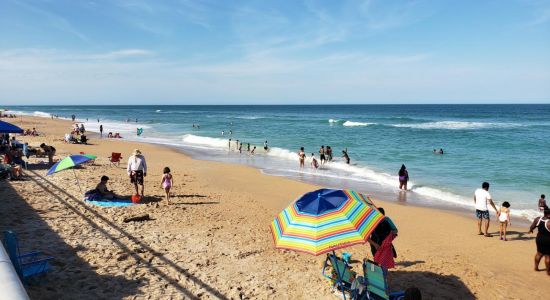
[322,252,356,299]
[362,259,404,300]
[2,230,53,283]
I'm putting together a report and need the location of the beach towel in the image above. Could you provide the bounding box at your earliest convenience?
[374,232,396,269]
[85,198,134,207]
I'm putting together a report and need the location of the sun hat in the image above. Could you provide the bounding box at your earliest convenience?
[133,149,142,155]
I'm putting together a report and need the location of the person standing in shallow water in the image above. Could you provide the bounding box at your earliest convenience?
[298,147,306,168]
[398,164,409,190]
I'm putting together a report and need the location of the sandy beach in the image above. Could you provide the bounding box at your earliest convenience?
[1,115,548,299]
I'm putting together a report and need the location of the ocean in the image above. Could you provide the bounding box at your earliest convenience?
[6,104,550,221]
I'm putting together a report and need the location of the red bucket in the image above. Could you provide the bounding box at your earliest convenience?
[131,194,141,204]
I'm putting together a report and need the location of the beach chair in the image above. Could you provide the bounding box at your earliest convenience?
[109,152,122,167]
[322,252,356,299]
[2,230,53,284]
[361,259,404,300]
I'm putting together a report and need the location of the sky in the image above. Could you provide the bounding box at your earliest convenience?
[1,0,549,105]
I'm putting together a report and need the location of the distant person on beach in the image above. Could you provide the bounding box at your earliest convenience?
[474,182,499,237]
[108,132,113,138]
[228,139,232,150]
[342,148,350,164]
[326,146,333,162]
[222,131,224,136]
[238,142,242,153]
[539,195,548,215]
[398,164,409,190]
[160,167,173,205]
[299,147,306,168]
[80,123,85,134]
[127,149,147,196]
[71,114,75,121]
[40,143,56,165]
[264,140,268,151]
[311,153,319,169]
[319,146,326,165]
[498,201,511,241]
[251,146,256,155]
[529,209,550,276]
[99,124,103,138]
[96,176,119,200]
[247,143,250,152]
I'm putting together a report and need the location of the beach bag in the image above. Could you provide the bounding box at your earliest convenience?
[84,189,101,201]
[351,276,367,300]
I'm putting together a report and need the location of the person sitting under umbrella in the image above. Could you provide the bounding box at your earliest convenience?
[96,175,119,200]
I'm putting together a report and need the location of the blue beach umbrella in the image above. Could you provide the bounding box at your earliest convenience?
[0,120,23,134]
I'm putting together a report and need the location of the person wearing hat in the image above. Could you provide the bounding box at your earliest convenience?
[127,149,147,196]
[96,175,119,199]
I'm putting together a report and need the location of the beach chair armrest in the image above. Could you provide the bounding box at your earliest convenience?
[20,256,53,266]
[389,291,405,300]
[18,251,43,258]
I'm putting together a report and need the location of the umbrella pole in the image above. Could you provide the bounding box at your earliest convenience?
[72,169,82,193]
[332,250,347,300]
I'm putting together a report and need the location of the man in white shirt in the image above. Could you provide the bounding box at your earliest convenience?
[127,149,147,196]
[474,182,499,237]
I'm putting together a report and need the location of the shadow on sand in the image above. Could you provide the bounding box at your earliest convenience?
[22,169,229,300]
[391,270,476,299]
[0,178,141,299]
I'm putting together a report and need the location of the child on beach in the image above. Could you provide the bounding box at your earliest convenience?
[160,167,173,205]
[311,153,319,169]
[499,201,511,241]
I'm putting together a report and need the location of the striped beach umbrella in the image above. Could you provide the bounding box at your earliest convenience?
[270,188,385,256]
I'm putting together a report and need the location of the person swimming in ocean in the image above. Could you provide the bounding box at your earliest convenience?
[439,148,444,154]
[264,140,268,152]
[342,148,350,164]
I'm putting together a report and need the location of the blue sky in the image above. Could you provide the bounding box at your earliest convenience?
[1,0,549,105]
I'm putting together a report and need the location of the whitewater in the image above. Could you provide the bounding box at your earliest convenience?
[6,104,550,222]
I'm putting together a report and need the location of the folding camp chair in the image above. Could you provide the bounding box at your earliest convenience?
[2,230,53,284]
[322,252,357,299]
[362,259,404,300]
[108,152,122,167]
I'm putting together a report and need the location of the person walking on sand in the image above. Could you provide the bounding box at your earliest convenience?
[529,209,550,276]
[474,182,499,237]
[99,124,103,138]
[498,201,511,241]
[160,167,173,205]
[398,164,409,190]
[127,149,147,196]
[539,194,548,215]
[298,147,306,168]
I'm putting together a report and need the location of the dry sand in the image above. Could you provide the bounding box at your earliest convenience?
[0,116,548,299]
